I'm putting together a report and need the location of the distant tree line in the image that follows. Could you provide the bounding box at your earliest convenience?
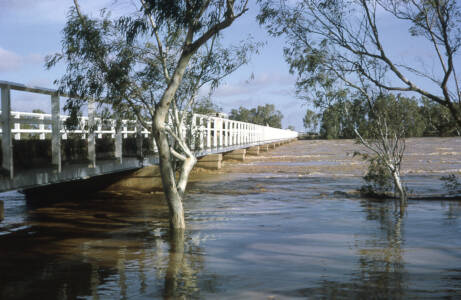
[229,104,283,128]
[304,95,460,140]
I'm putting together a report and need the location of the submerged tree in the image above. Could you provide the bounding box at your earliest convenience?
[47,0,251,229]
[257,0,461,206]
[352,92,408,205]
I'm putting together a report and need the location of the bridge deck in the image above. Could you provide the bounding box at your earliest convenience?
[0,139,291,192]
[0,80,297,193]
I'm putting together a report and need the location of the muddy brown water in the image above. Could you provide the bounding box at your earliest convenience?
[0,138,461,299]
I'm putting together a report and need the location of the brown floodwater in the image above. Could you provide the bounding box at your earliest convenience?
[0,138,460,299]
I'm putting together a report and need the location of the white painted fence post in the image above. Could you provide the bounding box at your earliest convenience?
[51,94,61,172]
[213,118,217,148]
[206,117,211,149]
[221,119,225,147]
[191,114,196,150]
[228,121,232,146]
[219,118,223,148]
[122,120,128,139]
[1,86,13,179]
[199,117,204,150]
[87,99,96,168]
[39,115,45,140]
[226,120,231,146]
[14,113,20,140]
[114,118,123,164]
[97,119,102,139]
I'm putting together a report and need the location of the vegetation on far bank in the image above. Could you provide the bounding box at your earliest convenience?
[303,95,460,140]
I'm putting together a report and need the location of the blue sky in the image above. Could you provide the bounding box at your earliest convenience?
[0,0,303,129]
[0,1,459,131]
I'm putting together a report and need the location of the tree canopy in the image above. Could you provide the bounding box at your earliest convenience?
[47,0,251,229]
[229,104,283,128]
[258,0,461,128]
[317,94,458,139]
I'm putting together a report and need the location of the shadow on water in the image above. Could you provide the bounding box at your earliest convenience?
[0,191,220,300]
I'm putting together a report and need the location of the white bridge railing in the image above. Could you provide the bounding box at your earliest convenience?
[0,80,298,179]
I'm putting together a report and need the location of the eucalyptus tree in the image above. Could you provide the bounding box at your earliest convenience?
[259,0,461,128]
[47,0,251,229]
[258,0,461,206]
[229,104,283,128]
[303,109,319,133]
[351,89,408,204]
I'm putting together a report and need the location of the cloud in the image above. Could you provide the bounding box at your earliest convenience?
[213,72,295,98]
[0,47,45,72]
[0,48,22,72]
[0,0,138,24]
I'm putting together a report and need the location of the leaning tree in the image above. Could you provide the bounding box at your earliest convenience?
[47,0,252,229]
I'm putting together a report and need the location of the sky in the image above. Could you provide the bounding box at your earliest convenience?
[0,0,458,131]
[0,0,304,130]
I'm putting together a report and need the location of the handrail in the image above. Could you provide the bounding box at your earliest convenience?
[0,80,298,179]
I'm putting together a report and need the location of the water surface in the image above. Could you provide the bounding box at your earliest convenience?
[0,138,460,299]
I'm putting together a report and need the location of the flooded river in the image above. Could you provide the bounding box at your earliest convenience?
[0,138,460,299]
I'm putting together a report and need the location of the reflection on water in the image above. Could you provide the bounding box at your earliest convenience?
[0,139,461,299]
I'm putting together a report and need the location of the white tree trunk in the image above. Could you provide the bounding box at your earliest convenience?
[391,169,407,205]
[153,52,194,229]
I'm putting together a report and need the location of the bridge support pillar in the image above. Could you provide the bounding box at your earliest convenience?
[106,165,162,193]
[113,115,123,164]
[270,143,276,149]
[51,93,61,172]
[196,154,222,170]
[1,86,13,179]
[87,99,96,168]
[260,144,269,152]
[223,149,246,161]
[0,200,3,221]
[247,146,260,156]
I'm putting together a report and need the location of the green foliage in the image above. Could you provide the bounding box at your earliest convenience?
[440,174,461,195]
[303,109,319,132]
[358,154,393,198]
[229,104,283,128]
[372,95,425,138]
[316,93,458,139]
[319,98,367,139]
[46,2,257,130]
[258,0,461,130]
[193,97,222,115]
[420,98,460,136]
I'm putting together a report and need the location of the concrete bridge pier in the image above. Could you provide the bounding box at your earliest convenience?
[246,146,260,156]
[260,144,269,152]
[196,154,222,170]
[223,149,246,161]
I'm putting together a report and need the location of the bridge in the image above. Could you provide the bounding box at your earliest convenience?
[0,80,298,196]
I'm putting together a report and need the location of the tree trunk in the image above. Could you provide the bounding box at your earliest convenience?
[153,51,194,229]
[391,169,407,205]
[154,128,186,229]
